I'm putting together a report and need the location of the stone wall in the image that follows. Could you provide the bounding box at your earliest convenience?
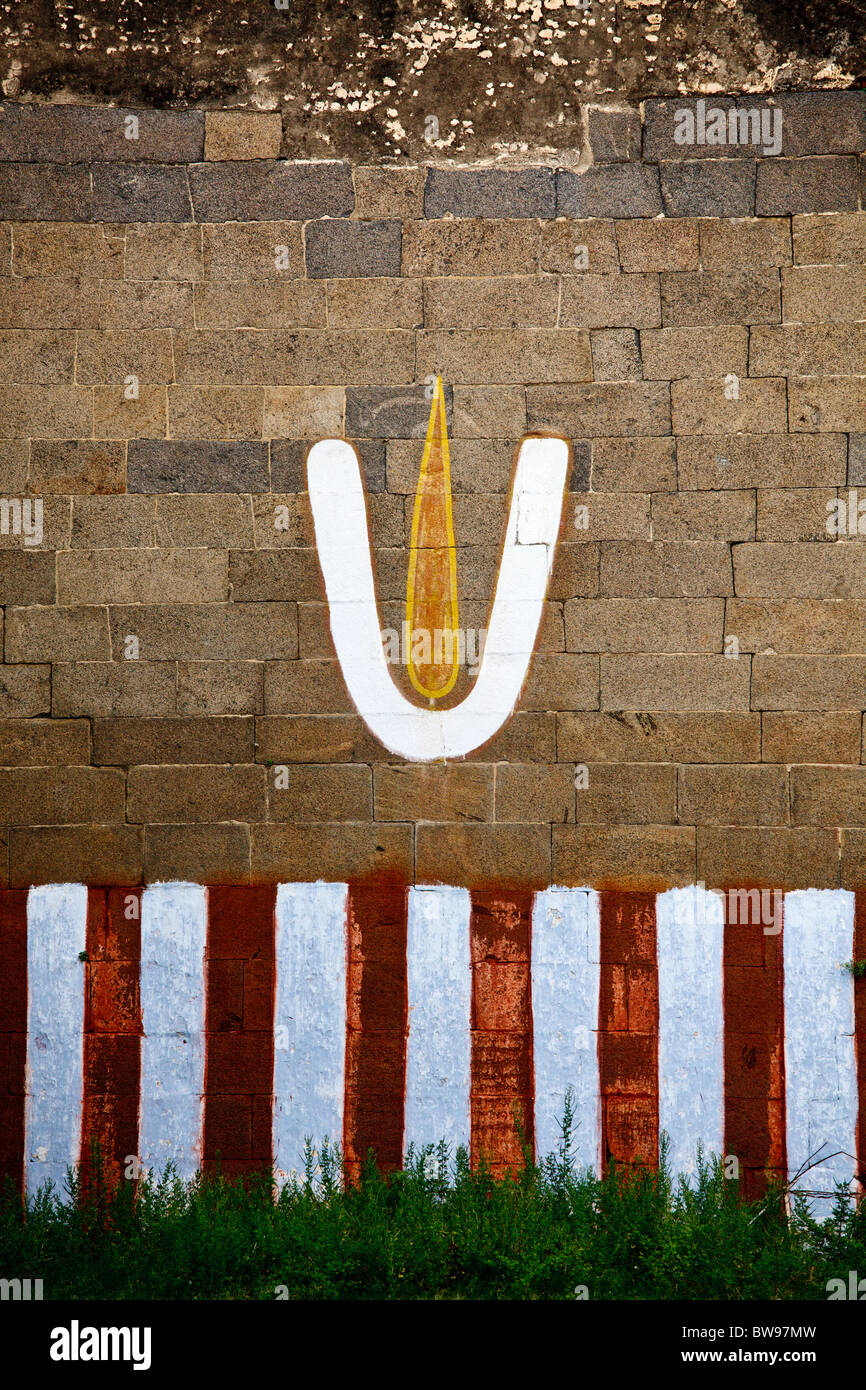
[1,94,866,892]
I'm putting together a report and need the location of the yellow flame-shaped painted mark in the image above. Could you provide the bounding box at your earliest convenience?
[406,376,460,701]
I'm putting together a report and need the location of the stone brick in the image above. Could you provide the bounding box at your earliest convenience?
[10,827,142,888]
[0,385,91,438]
[762,711,860,765]
[202,221,304,278]
[402,219,539,276]
[678,434,846,490]
[93,715,254,765]
[680,764,788,825]
[652,489,755,541]
[5,605,110,662]
[791,766,866,825]
[763,92,866,156]
[254,714,394,763]
[643,97,764,160]
[573,763,677,824]
[0,163,94,221]
[386,439,511,495]
[93,385,168,438]
[57,548,227,604]
[600,541,732,597]
[841,832,866,889]
[567,492,652,542]
[193,280,326,329]
[757,156,859,215]
[671,376,787,435]
[660,270,780,326]
[586,105,641,163]
[452,386,526,439]
[560,273,660,329]
[0,329,75,383]
[553,824,696,890]
[90,164,192,222]
[327,277,422,330]
[466,712,556,764]
[848,436,866,486]
[188,161,354,221]
[526,383,670,436]
[0,103,204,161]
[305,218,402,278]
[97,281,195,329]
[168,386,263,439]
[128,764,266,823]
[0,767,125,826]
[173,327,412,386]
[590,329,642,381]
[252,494,315,548]
[29,440,126,496]
[424,167,555,219]
[76,329,174,384]
[660,161,756,217]
[251,824,412,883]
[520,653,598,710]
[565,598,723,652]
[271,439,382,493]
[556,165,662,219]
[792,212,866,265]
[127,439,268,493]
[782,266,866,324]
[750,324,866,377]
[0,665,50,716]
[107,602,297,660]
[144,823,251,885]
[615,218,699,271]
[0,440,28,491]
[494,764,575,824]
[751,656,866,709]
[0,718,90,766]
[12,222,123,278]
[727,598,866,654]
[266,763,372,821]
[204,111,283,161]
[346,382,451,439]
[422,275,558,329]
[591,437,676,491]
[640,326,747,379]
[154,494,253,548]
[789,377,866,432]
[601,654,749,711]
[697,827,838,888]
[262,660,351,715]
[176,661,263,715]
[0,494,69,551]
[539,218,620,275]
[416,823,550,887]
[52,662,176,717]
[353,166,424,220]
[734,542,866,599]
[125,223,203,280]
[699,217,792,270]
[0,276,102,329]
[419,329,593,385]
[558,711,760,764]
[0,552,55,605]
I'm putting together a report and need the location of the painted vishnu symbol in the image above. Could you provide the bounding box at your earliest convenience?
[307,379,569,762]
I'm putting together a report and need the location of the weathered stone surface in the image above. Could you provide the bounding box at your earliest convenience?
[127,440,269,492]
[305,218,402,278]
[424,167,555,219]
[0,104,204,161]
[557,164,662,219]
[188,161,354,221]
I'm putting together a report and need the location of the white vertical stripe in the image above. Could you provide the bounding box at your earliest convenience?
[139,883,207,1183]
[657,886,725,1180]
[404,885,472,1158]
[784,888,858,1215]
[273,882,348,1185]
[25,884,88,1196]
[532,887,601,1171]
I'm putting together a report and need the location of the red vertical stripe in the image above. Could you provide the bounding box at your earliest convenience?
[0,891,28,1194]
[854,893,866,1193]
[204,886,276,1180]
[598,891,659,1170]
[81,888,142,1189]
[344,880,408,1181]
[470,890,534,1174]
[723,898,786,1199]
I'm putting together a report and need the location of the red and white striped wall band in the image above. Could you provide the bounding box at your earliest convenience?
[1,882,863,1212]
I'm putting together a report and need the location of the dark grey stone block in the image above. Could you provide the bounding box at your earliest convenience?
[848,434,866,486]
[569,440,591,492]
[188,161,354,222]
[660,159,755,217]
[424,167,556,218]
[90,163,192,222]
[127,440,269,493]
[586,105,641,162]
[345,383,453,439]
[0,162,92,220]
[760,91,866,157]
[304,219,402,278]
[0,103,205,162]
[271,438,386,493]
[756,155,859,215]
[556,164,662,218]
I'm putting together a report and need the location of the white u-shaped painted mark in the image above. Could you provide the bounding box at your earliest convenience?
[307,435,568,762]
